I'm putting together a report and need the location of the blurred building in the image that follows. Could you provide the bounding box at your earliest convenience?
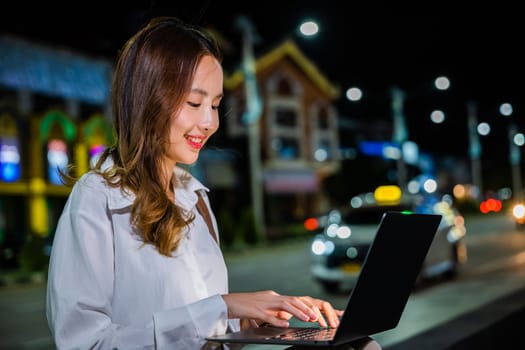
[222,39,341,235]
[0,34,342,265]
[0,35,114,268]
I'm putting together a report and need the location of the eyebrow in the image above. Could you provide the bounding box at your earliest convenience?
[190,88,224,99]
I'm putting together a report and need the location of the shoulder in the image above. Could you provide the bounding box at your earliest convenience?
[74,170,109,192]
[72,170,134,210]
[67,171,110,207]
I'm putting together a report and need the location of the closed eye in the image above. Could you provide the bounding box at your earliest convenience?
[187,101,200,108]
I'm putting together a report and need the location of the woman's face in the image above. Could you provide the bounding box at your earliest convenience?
[165,55,223,167]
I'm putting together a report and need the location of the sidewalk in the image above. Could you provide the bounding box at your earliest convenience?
[0,269,47,287]
[0,235,311,288]
[385,285,525,349]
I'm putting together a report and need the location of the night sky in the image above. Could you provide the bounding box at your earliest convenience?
[2,2,524,189]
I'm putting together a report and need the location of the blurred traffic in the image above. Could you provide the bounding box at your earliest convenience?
[512,203,525,230]
[306,178,467,293]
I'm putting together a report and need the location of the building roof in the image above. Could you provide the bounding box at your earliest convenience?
[0,35,112,105]
[224,39,340,100]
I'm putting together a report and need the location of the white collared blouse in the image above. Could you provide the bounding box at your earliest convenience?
[46,165,238,349]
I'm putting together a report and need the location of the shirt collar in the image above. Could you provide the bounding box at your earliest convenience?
[106,162,208,210]
[173,166,209,212]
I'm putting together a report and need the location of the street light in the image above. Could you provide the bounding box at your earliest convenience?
[389,77,450,191]
[345,87,363,102]
[298,20,319,37]
[434,76,451,90]
[345,78,449,190]
[500,102,523,202]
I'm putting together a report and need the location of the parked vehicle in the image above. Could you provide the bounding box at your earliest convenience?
[307,186,468,293]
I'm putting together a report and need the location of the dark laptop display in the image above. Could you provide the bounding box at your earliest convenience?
[206,211,442,347]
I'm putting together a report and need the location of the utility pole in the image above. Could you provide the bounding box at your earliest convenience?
[390,86,408,191]
[508,123,523,202]
[235,16,266,239]
[467,100,483,202]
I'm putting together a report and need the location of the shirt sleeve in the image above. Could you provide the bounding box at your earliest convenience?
[46,176,230,349]
[153,294,229,348]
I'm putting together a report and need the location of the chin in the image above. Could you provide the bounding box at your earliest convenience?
[179,155,200,166]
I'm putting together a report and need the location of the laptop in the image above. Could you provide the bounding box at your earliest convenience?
[207,211,442,347]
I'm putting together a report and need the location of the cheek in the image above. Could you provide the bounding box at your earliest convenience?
[211,115,220,131]
[169,114,191,137]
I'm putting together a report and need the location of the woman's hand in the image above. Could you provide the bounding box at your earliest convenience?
[223,290,343,328]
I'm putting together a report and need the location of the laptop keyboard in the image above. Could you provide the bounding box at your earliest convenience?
[270,327,335,341]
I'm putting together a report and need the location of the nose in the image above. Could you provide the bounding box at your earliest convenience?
[199,107,219,133]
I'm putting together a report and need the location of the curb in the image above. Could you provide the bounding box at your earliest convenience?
[0,271,46,287]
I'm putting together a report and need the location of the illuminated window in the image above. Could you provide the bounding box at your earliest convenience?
[266,72,304,161]
[273,137,299,159]
[311,104,337,162]
[0,135,21,182]
[47,139,68,185]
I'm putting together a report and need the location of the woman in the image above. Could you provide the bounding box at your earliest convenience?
[46,16,342,349]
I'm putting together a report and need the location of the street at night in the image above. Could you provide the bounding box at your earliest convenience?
[1,4,525,350]
[2,213,525,349]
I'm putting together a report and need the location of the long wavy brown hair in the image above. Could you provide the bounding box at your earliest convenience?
[94,17,222,256]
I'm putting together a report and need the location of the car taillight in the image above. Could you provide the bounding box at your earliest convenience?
[480,198,502,214]
[304,217,319,231]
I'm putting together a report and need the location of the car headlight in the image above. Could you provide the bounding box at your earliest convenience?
[311,238,335,256]
[336,225,351,239]
[326,223,351,239]
[512,203,525,220]
[447,224,466,242]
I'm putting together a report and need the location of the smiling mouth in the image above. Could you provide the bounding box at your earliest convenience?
[185,135,205,149]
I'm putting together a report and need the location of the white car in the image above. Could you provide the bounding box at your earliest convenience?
[308,193,467,293]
